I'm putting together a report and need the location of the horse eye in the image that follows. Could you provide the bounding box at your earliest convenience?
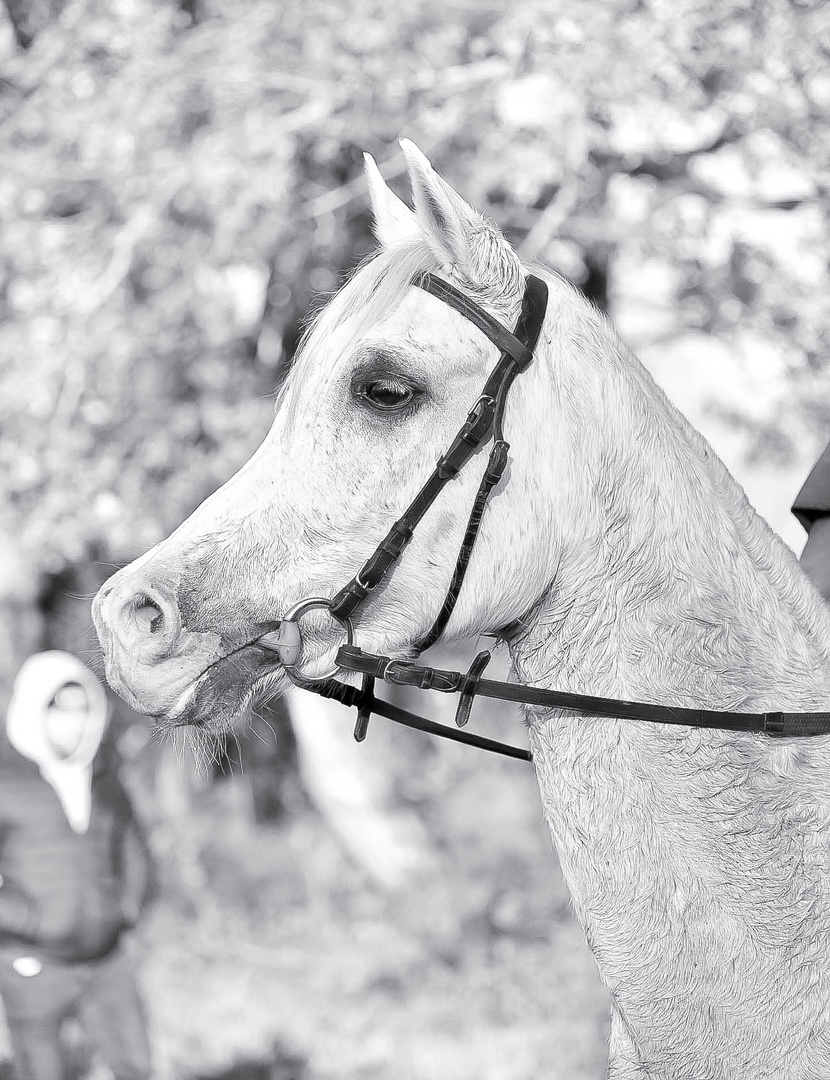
[356,376,417,412]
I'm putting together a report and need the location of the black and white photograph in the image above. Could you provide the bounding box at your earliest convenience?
[1,1,829,1077]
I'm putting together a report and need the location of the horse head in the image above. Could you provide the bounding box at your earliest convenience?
[93,142,598,730]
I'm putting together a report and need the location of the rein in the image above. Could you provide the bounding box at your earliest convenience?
[261,272,830,761]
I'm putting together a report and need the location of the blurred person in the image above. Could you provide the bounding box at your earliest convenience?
[794,439,830,602]
[0,652,153,1080]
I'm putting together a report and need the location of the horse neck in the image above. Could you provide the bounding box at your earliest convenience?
[510,316,830,713]
[506,306,830,1075]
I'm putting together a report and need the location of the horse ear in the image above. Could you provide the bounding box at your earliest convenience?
[364,153,419,248]
[399,138,521,291]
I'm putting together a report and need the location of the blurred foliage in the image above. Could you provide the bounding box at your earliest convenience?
[125,737,609,1080]
[1,0,829,577]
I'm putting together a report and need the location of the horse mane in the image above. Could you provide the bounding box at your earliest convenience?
[614,317,830,670]
[641,359,830,663]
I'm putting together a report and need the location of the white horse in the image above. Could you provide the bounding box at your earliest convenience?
[93,141,830,1079]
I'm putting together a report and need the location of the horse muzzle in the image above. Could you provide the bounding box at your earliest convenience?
[92,566,228,718]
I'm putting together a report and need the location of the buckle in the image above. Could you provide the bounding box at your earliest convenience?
[353,565,375,594]
[384,659,460,692]
[385,659,422,687]
[437,395,497,479]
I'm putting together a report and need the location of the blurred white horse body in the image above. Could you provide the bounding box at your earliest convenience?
[285,686,434,890]
[94,143,830,1079]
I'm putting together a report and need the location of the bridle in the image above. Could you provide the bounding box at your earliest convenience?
[259,272,830,758]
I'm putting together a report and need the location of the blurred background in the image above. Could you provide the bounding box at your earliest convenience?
[0,0,829,1076]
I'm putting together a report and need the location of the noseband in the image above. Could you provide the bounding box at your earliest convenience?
[261,273,830,758]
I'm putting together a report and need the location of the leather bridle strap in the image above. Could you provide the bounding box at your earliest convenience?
[337,646,830,741]
[275,272,547,762]
[286,665,533,761]
[413,274,548,652]
[275,267,830,760]
[414,274,536,367]
[328,273,548,629]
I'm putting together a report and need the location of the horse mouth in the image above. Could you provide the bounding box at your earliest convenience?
[155,641,288,734]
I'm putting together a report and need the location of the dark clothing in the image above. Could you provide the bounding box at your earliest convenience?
[0,738,153,1080]
[793,440,830,534]
[0,944,151,1080]
[1,652,153,1080]
[0,749,151,963]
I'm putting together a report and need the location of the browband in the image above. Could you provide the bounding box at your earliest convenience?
[417,273,539,369]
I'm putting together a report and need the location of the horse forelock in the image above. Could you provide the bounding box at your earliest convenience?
[293,241,436,370]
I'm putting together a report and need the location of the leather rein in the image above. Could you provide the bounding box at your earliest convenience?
[260,272,830,761]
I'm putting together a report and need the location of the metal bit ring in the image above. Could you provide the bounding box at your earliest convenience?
[266,597,354,682]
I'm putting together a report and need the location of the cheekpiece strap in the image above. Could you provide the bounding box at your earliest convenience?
[329,273,548,624]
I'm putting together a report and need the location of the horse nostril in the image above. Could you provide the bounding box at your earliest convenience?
[101,576,182,662]
[128,595,166,636]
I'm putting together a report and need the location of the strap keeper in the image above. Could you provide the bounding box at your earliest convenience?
[329,580,369,618]
[336,645,390,680]
[436,396,496,479]
[483,440,508,485]
[764,712,785,737]
[360,520,414,579]
[353,674,376,743]
[455,650,492,728]
[330,521,415,617]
